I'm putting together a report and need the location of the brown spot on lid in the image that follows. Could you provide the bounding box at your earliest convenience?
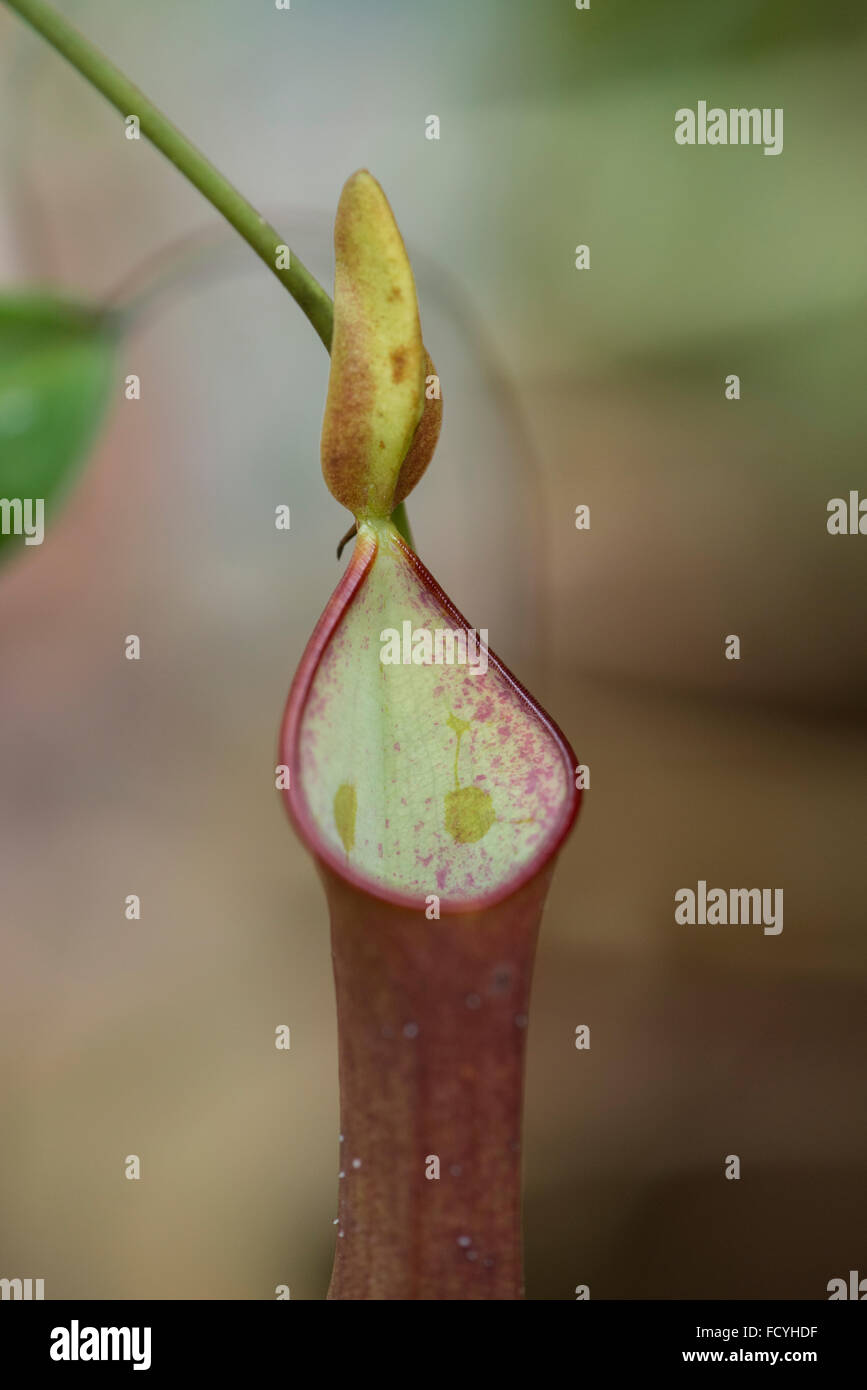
[390,347,409,383]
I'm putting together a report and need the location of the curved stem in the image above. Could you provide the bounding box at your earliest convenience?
[2,0,333,349]
[2,0,417,541]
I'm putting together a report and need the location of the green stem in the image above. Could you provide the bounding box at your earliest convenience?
[3,0,415,546]
[2,0,333,350]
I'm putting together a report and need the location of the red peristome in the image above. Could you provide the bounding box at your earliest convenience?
[279,526,581,912]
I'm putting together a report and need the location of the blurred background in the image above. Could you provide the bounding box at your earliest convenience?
[0,0,865,1298]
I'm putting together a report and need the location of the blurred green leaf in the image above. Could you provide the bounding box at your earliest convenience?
[0,291,116,560]
[502,0,867,100]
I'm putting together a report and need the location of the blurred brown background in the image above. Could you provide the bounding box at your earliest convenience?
[0,0,865,1298]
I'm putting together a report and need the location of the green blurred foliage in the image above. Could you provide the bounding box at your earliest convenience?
[500,0,867,98]
[0,292,115,559]
[464,9,867,455]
